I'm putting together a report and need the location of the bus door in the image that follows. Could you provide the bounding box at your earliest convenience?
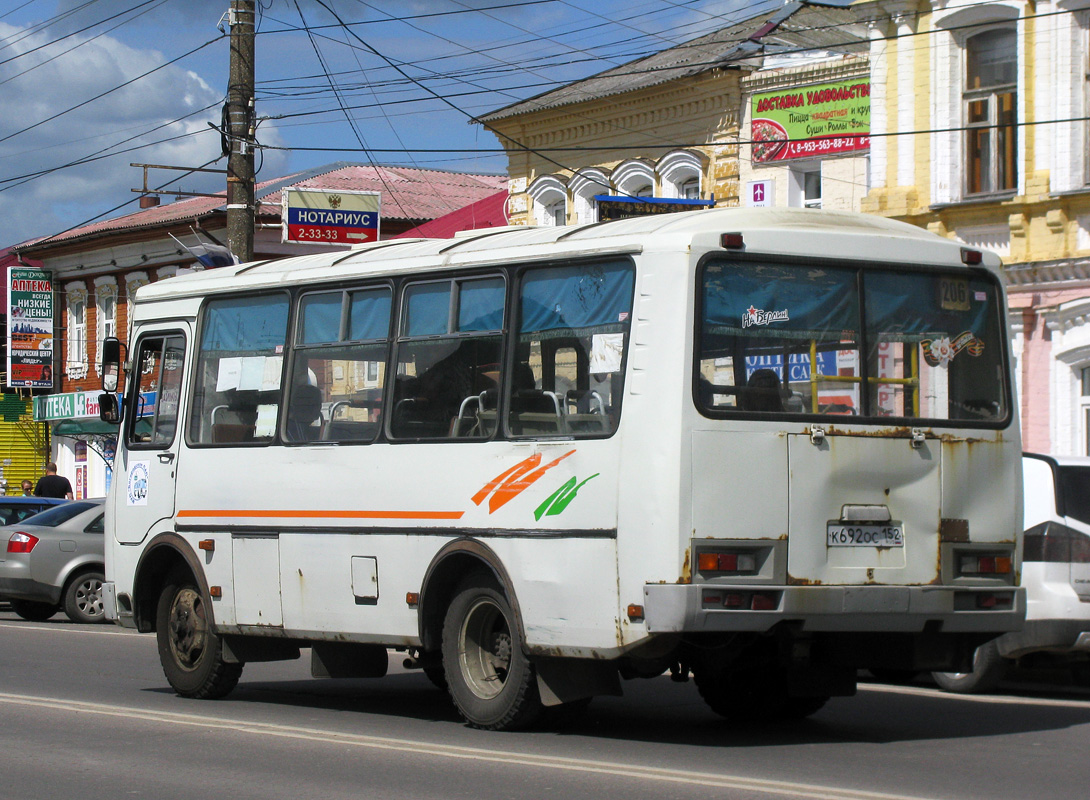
[115,326,189,545]
[786,431,941,587]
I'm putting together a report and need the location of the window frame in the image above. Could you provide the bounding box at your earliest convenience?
[125,330,187,451]
[693,251,1014,430]
[288,282,394,445]
[963,26,1018,198]
[186,291,291,448]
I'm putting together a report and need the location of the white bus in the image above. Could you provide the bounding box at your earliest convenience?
[98,207,1024,730]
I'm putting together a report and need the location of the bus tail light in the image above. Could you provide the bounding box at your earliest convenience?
[7,532,39,554]
[702,589,780,611]
[720,233,745,249]
[697,551,757,574]
[959,554,1012,575]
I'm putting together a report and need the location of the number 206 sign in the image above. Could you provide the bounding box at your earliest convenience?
[283,188,381,246]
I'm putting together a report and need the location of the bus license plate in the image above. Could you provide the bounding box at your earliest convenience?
[826,524,904,547]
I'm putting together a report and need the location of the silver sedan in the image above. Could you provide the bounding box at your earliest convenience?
[0,499,106,624]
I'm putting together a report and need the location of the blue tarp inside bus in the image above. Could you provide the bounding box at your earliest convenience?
[300,288,392,344]
[519,261,634,335]
[202,295,289,352]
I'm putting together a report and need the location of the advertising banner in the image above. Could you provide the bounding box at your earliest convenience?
[6,266,53,389]
[283,188,380,245]
[594,195,714,221]
[750,79,870,163]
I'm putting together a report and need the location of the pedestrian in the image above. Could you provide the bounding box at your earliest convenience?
[34,462,73,499]
[21,480,34,496]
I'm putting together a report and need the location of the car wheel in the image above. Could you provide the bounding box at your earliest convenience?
[10,598,59,622]
[441,572,541,731]
[156,567,242,699]
[932,639,1006,694]
[63,569,107,624]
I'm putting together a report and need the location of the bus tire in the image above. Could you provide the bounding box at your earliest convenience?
[441,573,541,731]
[156,568,242,699]
[11,599,59,622]
[694,642,828,723]
[932,639,1005,694]
[63,569,107,624]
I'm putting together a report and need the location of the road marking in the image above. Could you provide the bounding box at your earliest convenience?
[0,692,942,800]
[861,682,1090,709]
[0,621,140,637]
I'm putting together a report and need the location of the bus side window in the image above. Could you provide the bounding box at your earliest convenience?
[391,277,504,441]
[509,261,634,438]
[290,287,391,444]
[127,333,185,448]
[188,294,289,446]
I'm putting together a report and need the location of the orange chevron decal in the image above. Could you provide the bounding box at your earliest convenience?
[473,450,576,513]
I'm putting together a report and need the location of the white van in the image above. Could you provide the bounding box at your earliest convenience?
[933,453,1090,692]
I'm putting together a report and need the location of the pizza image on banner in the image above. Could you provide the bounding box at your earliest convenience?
[751,78,870,164]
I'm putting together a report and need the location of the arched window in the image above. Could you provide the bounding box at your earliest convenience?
[93,276,118,377]
[570,168,610,224]
[65,281,88,380]
[965,28,1017,195]
[613,159,656,199]
[657,150,705,199]
[528,175,569,226]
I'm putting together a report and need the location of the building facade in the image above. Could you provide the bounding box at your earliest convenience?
[479,3,868,227]
[857,0,1090,454]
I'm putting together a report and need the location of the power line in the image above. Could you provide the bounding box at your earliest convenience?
[0,34,222,145]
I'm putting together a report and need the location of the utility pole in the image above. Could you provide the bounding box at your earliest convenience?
[226,0,256,263]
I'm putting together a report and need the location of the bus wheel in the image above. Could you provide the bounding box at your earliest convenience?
[156,568,242,699]
[441,574,542,731]
[694,647,828,723]
[10,599,59,622]
[932,640,1005,694]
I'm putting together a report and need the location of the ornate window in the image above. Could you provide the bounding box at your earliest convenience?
[658,150,704,199]
[964,28,1017,195]
[65,281,88,380]
[570,168,610,224]
[124,272,149,342]
[613,159,656,198]
[528,175,568,226]
[94,277,118,376]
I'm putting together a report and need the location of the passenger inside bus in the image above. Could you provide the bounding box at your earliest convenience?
[741,368,785,412]
[286,383,324,441]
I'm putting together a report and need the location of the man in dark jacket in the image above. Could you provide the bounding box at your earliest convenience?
[35,462,73,499]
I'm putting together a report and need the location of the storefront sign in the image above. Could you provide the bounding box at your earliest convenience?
[6,266,53,389]
[751,79,870,163]
[33,391,156,422]
[594,196,714,221]
[283,188,380,245]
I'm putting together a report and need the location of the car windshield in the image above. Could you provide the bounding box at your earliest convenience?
[19,501,98,527]
[1058,466,1090,526]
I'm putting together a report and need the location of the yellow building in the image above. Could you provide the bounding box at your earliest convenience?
[479,3,868,226]
[856,0,1090,455]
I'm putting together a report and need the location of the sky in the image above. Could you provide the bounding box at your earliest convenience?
[0,0,768,250]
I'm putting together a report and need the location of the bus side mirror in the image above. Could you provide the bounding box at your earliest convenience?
[101,337,124,392]
[99,393,121,424]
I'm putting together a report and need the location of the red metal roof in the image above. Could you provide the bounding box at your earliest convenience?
[393,191,509,239]
[15,163,505,253]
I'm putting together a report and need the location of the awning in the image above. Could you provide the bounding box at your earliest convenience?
[51,418,123,437]
[393,191,509,239]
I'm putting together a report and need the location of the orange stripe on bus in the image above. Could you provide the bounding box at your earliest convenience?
[176,509,465,520]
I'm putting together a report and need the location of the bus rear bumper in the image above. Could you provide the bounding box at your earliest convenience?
[643,584,1025,634]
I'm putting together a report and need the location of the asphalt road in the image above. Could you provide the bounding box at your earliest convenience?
[2,610,1090,800]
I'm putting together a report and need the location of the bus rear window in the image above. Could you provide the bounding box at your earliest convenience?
[697,260,1009,425]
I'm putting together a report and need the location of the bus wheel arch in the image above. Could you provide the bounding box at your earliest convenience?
[132,533,211,633]
[417,538,524,656]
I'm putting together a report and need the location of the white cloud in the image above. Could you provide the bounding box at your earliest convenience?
[0,19,286,248]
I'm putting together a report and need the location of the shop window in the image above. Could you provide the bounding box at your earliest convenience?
[964,28,1017,196]
[789,166,821,208]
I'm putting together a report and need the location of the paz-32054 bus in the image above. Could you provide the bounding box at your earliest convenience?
[98,207,1023,730]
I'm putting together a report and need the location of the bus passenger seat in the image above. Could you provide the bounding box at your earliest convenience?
[287,384,324,441]
[742,369,785,412]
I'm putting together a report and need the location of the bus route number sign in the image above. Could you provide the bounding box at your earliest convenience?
[826,523,904,547]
